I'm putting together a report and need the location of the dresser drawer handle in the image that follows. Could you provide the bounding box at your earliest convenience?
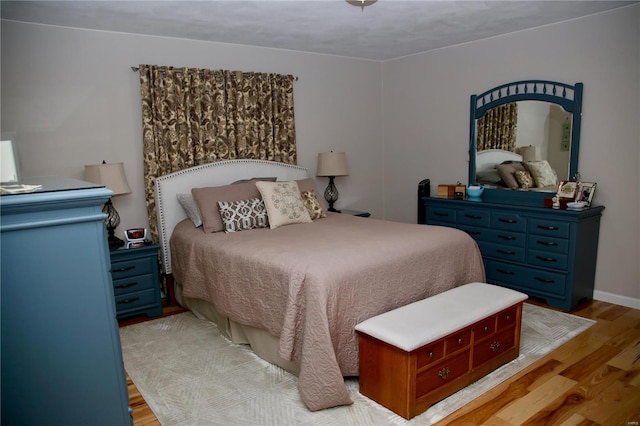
[434,212,450,217]
[113,266,135,273]
[117,297,140,305]
[497,249,516,255]
[490,341,501,352]
[464,214,482,220]
[115,282,138,289]
[536,240,558,246]
[536,255,557,262]
[466,230,481,235]
[537,225,559,231]
[498,235,516,240]
[534,277,555,284]
[498,218,517,224]
[438,367,451,380]
[496,268,515,275]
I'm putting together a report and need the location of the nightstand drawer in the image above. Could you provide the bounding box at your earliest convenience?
[111,257,154,280]
[115,289,158,312]
[112,274,155,296]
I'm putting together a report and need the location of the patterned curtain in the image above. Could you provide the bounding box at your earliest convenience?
[138,65,297,241]
[476,102,518,151]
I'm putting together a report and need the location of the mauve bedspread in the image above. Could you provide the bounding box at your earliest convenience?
[171,213,485,411]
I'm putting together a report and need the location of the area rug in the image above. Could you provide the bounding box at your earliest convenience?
[119,303,594,426]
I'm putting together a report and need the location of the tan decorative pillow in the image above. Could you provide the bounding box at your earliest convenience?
[255,181,312,229]
[301,190,327,220]
[217,198,269,233]
[514,170,534,189]
[191,181,261,233]
[496,162,526,189]
[525,160,557,188]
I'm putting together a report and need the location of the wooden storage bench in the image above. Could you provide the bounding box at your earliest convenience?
[355,282,528,420]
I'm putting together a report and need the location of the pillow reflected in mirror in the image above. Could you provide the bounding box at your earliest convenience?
[525,160,558,188]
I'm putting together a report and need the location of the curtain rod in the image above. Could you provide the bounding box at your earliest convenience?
[130,66,298,81]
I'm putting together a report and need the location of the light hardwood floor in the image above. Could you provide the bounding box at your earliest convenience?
[122,299,640,425]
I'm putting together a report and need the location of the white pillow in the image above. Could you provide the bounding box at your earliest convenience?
[177,193,202,227]
[255,181,312,229]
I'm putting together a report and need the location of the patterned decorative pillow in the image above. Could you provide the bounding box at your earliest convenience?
[525,160,557,188]
[301,190,327,220]
[514,170,534,189]
[255,181,312,229]
[217,198,269,233]
[177,193,203,227]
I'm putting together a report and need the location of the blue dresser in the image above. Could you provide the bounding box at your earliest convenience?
[422,197,604,311]
[1,177,132,425]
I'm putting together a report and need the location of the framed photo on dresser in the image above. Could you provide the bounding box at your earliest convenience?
[575,182,597,206]
[557,181,578,199]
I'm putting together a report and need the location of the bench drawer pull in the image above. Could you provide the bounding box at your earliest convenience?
[490,341,501,352]
[438,367,450,380]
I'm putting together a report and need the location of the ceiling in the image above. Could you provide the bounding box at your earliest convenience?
[1,1,635,61]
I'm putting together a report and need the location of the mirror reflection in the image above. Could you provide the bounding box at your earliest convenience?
[474,101,572,190]
[468,80,583,204]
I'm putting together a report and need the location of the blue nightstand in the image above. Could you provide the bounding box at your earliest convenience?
[110,244,163,319]
[340,209,371,217]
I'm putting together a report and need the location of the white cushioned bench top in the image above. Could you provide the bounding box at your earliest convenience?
[355,282,528,352]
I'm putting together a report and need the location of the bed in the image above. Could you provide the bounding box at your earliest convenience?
[155,159,485,411]
[475,149,558,192]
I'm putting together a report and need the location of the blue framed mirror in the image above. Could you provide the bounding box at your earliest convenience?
[468,80,583,206]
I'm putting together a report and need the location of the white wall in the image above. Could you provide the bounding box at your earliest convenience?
[382,5,640,305]
[1,20,384,233]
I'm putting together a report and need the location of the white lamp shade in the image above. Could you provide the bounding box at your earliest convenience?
[521,146,542,163]
[84,162,132,196]
[316,152,349,177]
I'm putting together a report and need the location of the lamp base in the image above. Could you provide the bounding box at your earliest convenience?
[107,226,125,249]
[324,176,341,214]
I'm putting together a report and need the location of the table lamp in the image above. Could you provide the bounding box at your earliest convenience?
[316,152,349,213]
[84,161,132,249]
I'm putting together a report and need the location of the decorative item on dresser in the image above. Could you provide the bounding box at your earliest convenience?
[84,161,132,249]
[110,243,162,320]
[421,196,604,311]
[0,176,132,425]
[316,151,349,212]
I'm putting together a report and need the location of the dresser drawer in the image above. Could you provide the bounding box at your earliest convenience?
[458,225,488,242]
[457,209,490,227]
[115,289,158,312]
[416,350,470,398]
[491,212,526,232]
[445,327,472,354]
[111,257,154,280]
[427,207,457,224]
[527,234,569,254]
[487,260,567,296]
[112,273,156,296]
[528,219,570,238]
[478,242,525,263]
[416,340,444,369]
[485,229,525,247]
[472,327,516,368]
[527,249,568,271]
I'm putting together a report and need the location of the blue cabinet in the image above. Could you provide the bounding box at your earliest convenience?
[1,177,132,425]
[111,244,163,319]
[422,197,604,311]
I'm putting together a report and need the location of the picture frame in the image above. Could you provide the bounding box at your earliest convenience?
[575,182,597,206]
[557,180,578,199]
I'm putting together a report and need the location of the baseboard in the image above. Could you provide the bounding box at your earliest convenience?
[593,290,640,310]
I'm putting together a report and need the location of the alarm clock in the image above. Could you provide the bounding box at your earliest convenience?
[124,228,147,248]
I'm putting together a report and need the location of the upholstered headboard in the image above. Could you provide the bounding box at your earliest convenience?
[154,159,309,274]
[475,149,522,173]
